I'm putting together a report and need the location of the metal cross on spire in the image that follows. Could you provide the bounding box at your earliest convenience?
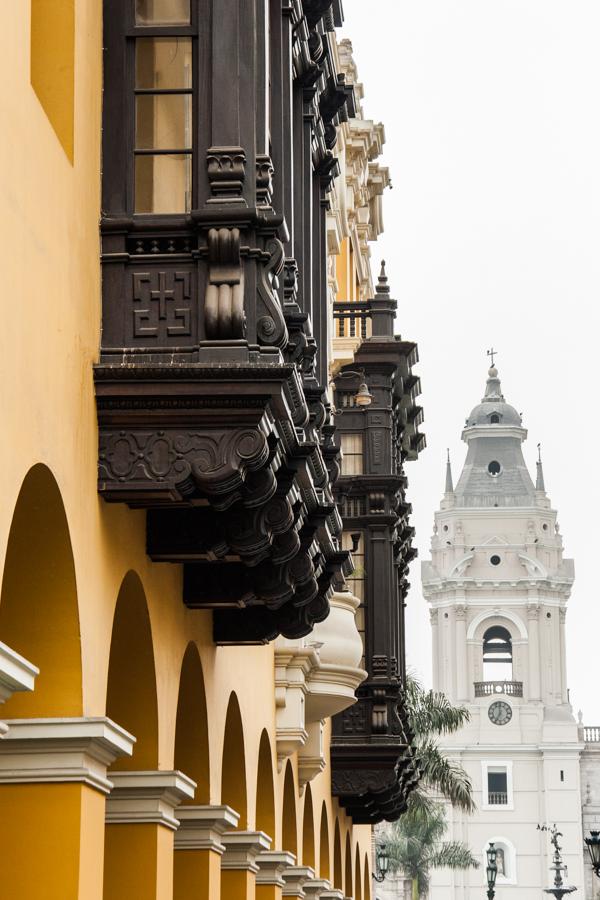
[487,347,498,367]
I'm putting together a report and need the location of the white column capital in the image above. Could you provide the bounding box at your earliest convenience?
[282,865,315,896]
[0,717,134,793]
[174,804,240,852]
[304,880,333,899]
[320,890,344,900]
[221,830,271,872]
[106,770,196,830]
[256,850,296,886]
[0,642,38,704]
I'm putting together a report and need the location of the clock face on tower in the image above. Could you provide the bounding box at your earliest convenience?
[488,700,512,726]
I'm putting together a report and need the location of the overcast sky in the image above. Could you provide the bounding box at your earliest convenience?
[342,1,600,721]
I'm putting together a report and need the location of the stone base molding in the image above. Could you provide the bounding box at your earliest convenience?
[303,880,334,900]
[0,717,134,793]
[256,850,296,887]
[174,804,240,852]
[105,770,196,830]
[221,830,272,873]
[282,865,315,897]
[0,641,38,704]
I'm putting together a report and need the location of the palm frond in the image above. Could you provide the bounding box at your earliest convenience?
[416,739,475,813]
[429,841,480,870]
[406,675,470,737]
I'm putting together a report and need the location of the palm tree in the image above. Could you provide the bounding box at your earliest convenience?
[406,674,475,813]
[378,676,478,897]
[385,800,479,899]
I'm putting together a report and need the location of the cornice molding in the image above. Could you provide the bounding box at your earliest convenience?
[106,770,196,830]
[174,804,240,852]
[0,717,135,794]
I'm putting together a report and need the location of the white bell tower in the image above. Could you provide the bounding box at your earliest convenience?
[422,363,584,898]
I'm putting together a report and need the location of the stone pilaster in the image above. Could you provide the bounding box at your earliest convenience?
[104,769,196,899]
[221,830,272,900]
[0,717,134,900]
[174,805,240,900]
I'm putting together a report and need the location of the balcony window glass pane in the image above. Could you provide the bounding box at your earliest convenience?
[343,531,365,668]
[135,153,191,213]
[136,94,191,150]
[135,0,191,25]
[136,38,192,90]
[340,433,363,476]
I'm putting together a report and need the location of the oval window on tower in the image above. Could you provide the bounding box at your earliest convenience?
[488,460,502,476]
[490,554,501,566]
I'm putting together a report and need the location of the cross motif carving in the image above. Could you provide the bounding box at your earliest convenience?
[150,271,175,320]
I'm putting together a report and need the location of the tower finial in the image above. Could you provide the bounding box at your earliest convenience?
[445,448,454,494]
[376,259,390,294]
[536,443,546,492]
[487,347,498,369]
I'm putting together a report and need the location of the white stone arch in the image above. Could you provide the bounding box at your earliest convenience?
[481,836,517,886]
[467,608,528,641]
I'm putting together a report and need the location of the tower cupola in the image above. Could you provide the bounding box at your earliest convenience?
[454,365,535,508]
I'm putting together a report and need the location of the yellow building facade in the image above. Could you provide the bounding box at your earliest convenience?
[0,5,406,900]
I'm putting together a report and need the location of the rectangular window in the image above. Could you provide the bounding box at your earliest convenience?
[487,768,508,805]
[482,760,513,810]
[134,34,193,213]
[340,433,363,476]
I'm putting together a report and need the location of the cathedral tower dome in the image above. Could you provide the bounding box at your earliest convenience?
[455,364,535,508]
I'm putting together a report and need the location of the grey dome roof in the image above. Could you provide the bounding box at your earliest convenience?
[465,366,522,428]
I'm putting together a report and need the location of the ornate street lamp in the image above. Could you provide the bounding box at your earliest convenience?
[332,370,373,409]
[584,830,600,878]
[538,823,577,898]
[486,842,497,899]
[373,841,390,883]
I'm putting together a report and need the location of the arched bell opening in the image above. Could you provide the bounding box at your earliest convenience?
[483,625,513,681]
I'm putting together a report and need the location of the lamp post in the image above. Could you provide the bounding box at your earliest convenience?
[373,841,390,883]
[584,830,600,878]
[332,369,373,409]
[486,842,497,899]
[538,824,577,898]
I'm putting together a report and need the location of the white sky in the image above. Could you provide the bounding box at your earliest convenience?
[342,1,600,721]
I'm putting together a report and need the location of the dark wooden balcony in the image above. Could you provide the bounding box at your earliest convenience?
[96,0,353,644]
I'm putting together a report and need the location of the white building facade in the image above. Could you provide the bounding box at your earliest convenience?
[422,364,585,898]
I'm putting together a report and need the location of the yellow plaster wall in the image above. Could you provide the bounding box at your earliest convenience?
[0,2,374,896]
[31,0,75,162]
